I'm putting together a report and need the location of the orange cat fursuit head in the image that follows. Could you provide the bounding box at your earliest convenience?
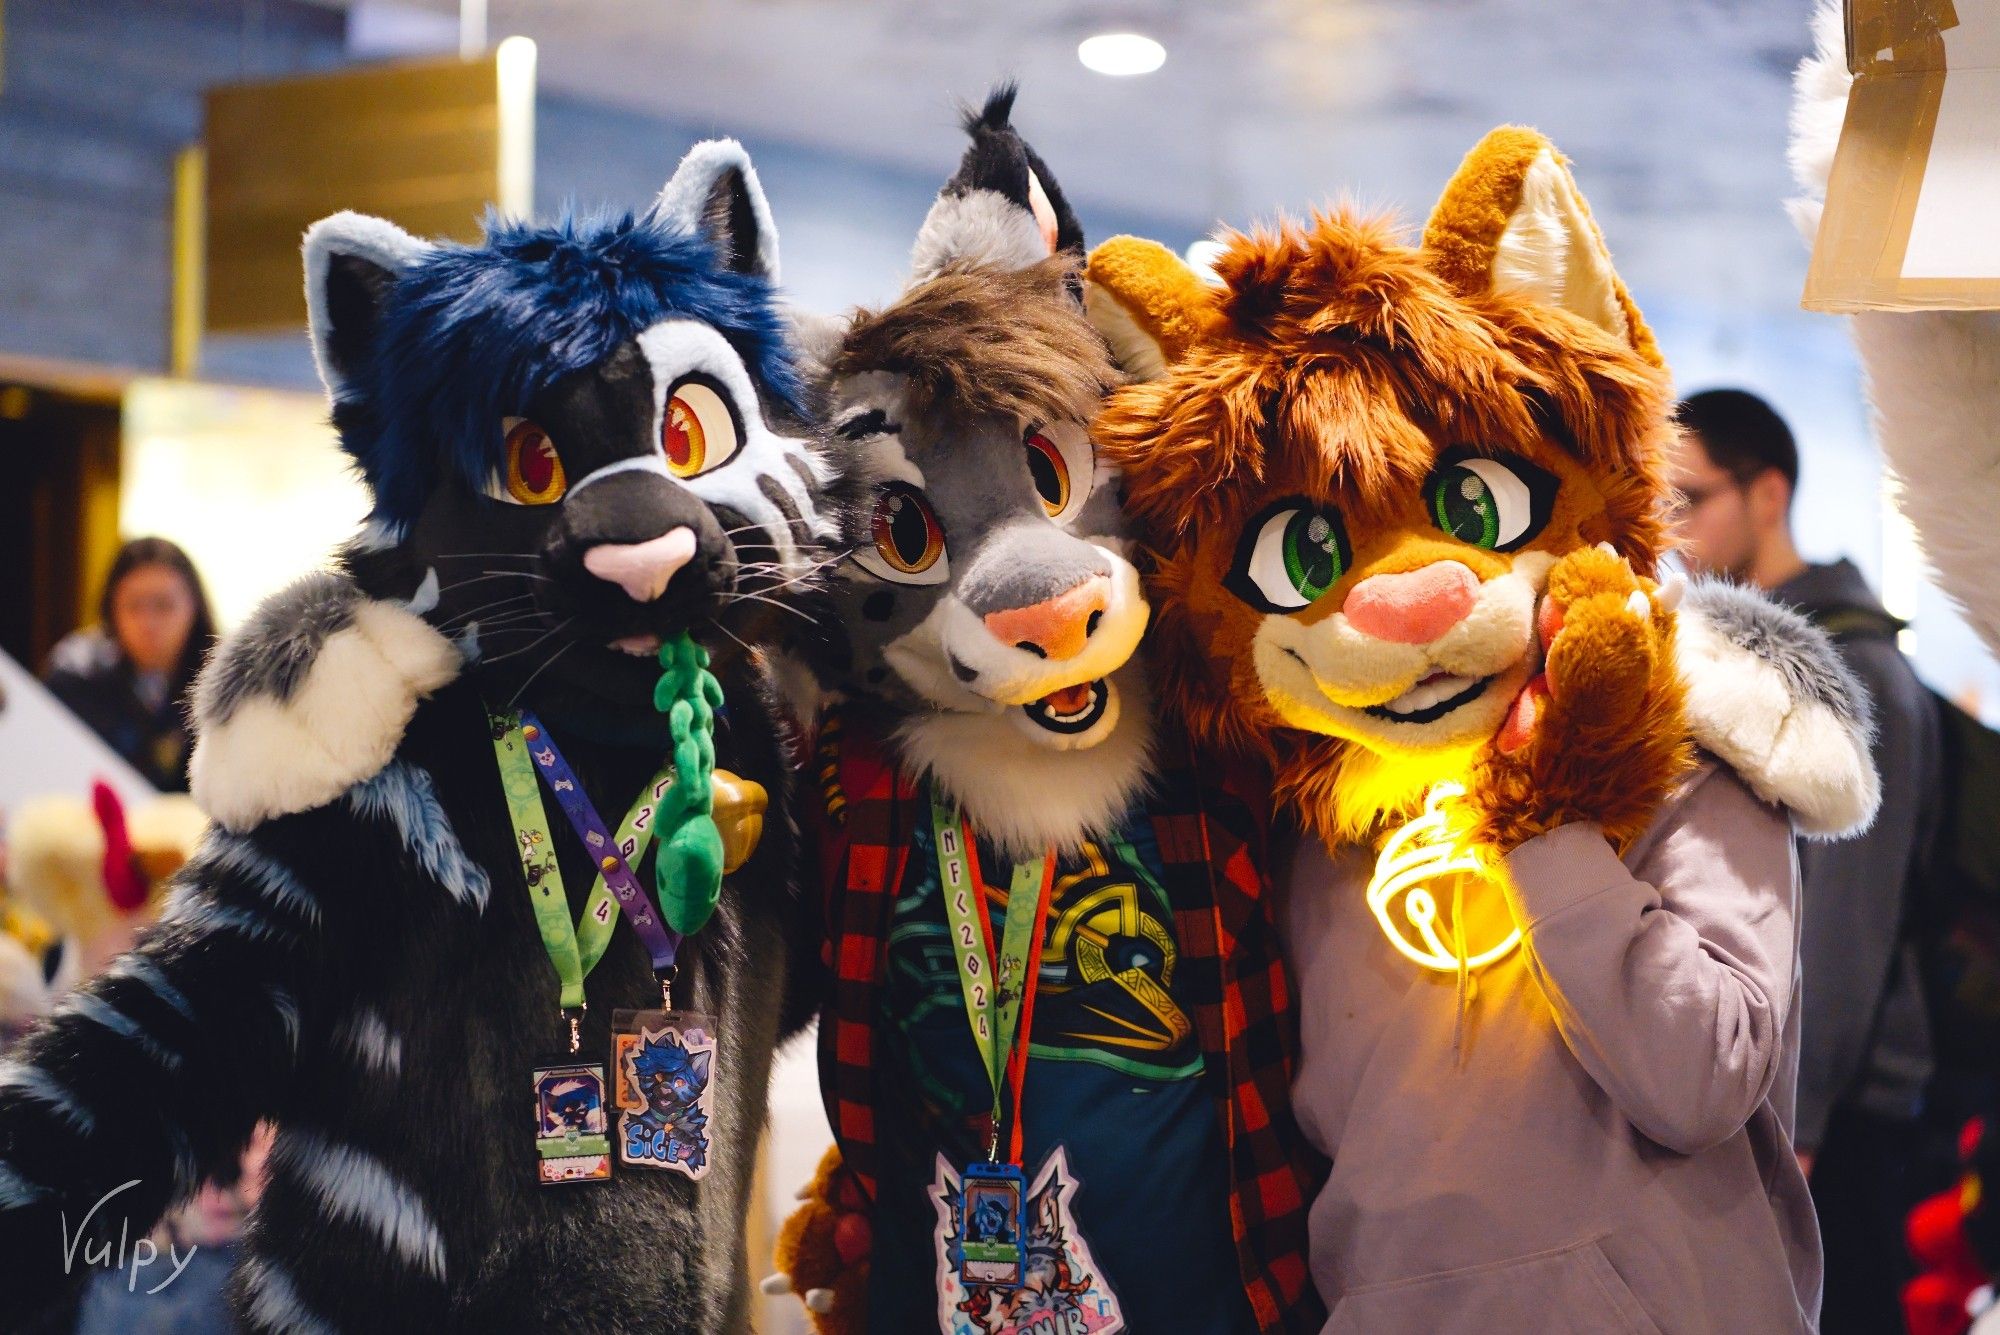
[1084,127,1879,1334]
[1090,126,1687,859]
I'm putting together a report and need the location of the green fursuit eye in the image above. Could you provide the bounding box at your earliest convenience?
[1230,500,1353,612]
[1283,509,1344,600]
[1431,465,1501,548]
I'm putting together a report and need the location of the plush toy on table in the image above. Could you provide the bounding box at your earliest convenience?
[1,782,205,1026]
[1086,127,1880,1332]
[0,140,860,1332]
[763,87,1322,1335]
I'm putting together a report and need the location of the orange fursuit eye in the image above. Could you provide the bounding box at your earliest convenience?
[870,482,945,574]
[664,396,705,476]
[1025,431,1070,516]
[504,421,567,504]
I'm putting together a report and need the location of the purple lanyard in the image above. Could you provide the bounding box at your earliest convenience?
[518,710,682,976]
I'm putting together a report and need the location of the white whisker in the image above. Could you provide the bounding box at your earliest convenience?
[458,611,551,634]
[506,640,578,709]
[480,618,574,666]
[721,589,819,623]
[441,571,544,596]
[705,619,756,659]
[435,594,540,630]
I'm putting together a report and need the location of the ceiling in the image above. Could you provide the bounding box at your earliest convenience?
[319,0,1825,315]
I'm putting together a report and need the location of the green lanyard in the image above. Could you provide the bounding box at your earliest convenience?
[929,792,1054,1163]
[490,713,678,1011]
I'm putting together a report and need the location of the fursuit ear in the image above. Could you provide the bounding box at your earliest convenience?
[1422,126,1661,367]
[302,211,433,399]
[654,139,780,283]
[1083,236,1218,382]
[909,82,1083,285]
[783,305,848,387]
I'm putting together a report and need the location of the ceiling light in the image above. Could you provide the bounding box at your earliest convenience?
[1078,32,1166,77]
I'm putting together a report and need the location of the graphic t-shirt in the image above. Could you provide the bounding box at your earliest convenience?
[869,786,1255,1335]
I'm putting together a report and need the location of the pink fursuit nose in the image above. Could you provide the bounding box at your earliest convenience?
[1341,561,1479,644]
[583,527,698,603]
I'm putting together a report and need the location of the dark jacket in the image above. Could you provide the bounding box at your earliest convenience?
[42,627,192,791]
[1778,559,1942,1146]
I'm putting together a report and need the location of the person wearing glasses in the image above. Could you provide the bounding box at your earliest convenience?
[1673,387,1943,1335]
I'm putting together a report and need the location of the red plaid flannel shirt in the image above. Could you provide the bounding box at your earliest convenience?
[806,708,1326,1333]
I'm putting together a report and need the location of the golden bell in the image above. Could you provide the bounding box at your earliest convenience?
[710,769,768,874]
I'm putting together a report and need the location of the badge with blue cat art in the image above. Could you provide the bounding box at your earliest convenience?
[611,1008,718,1179]
[532,1060,612,1186]
[956,1159,1028,1289]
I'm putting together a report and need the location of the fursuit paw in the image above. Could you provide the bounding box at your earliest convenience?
[1474,545,1690,852]
[709,769,767,875]
[762,1145,871,1335]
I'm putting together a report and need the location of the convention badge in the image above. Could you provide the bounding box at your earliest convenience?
[531,1060,612,1186]
[956,1159,1028,1289]
[610,1008,718,1179]
[932,1149,1126,1335]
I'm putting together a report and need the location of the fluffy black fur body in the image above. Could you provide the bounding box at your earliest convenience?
[0,638,799,1332]
[238,664,797,1331]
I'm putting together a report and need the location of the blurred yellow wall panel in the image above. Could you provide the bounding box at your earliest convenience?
[203,47,534,333]
[120,378,365,629]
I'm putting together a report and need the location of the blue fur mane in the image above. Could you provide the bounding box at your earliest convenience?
[341,208,807,529]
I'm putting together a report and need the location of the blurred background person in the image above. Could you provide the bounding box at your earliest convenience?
[41,536,215,792]
[1674,386,1945,1335]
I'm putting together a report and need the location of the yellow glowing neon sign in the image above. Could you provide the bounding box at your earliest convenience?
[1366,782,1521,973]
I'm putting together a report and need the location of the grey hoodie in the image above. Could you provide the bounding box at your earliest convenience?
[1280,586,1879,1334]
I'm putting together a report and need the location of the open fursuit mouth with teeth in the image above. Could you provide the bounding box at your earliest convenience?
[1022,678,1110,734]
[1363,671,1493,724]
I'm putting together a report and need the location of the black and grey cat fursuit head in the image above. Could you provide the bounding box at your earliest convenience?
[0,141,863,1333]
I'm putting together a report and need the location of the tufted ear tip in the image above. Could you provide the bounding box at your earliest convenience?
[909,83,1082,284]
[961,80,1021,137]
